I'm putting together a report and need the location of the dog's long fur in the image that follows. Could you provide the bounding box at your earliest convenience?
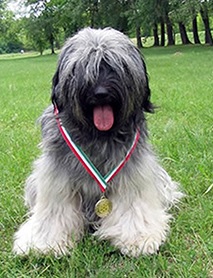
[13,27,182,256]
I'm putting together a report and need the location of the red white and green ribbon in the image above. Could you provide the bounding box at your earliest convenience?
[54,105,140,193]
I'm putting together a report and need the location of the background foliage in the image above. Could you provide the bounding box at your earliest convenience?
[0,0,213,54]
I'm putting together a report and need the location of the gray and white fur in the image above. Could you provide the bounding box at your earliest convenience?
[13,27,183,256]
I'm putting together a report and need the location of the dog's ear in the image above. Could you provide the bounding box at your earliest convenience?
[51,68,61,110]
[141,59,154,113]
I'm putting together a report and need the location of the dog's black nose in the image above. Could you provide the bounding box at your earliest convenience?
[94,86,108,97]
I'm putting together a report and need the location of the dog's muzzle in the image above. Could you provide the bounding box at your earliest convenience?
[89,86,115,131]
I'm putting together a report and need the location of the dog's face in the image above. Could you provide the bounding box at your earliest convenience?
[52,28,153,134]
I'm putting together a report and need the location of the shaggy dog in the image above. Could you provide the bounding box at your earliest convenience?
[13,27,182,256]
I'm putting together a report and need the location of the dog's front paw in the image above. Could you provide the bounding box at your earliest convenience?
[13,218,36,255]
[13,217,79,256]
[13,235,73,256]
[119,234,164,257]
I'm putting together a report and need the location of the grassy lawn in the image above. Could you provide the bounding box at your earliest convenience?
[0,45,212,277]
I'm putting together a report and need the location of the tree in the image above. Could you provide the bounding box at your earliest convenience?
[140,0,162,46]
[0,5,24,53]
[190,1,201,44]
[23,0,62,53]
[149,0,175,46]
[124,0,144,48]
[153,23,160,46]
[160,19,165,46]
[154,0,175,46]
[97,0,129,32]
[165,13,175,45]
[178,22,192,44]
[0,0,6,31]
[41,4,59,54]
[26,15,47,55]
[192,15,201,44]
[200,0,213,45]
[169,0,193,45]
[127,0,169,47]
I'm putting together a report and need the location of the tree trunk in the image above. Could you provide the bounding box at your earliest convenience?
[178,22,192,44]
[200,6,213,45]
[50,33,55,54]
[136,25,143,49]
[50,43,55,54]
[160,20,165,46]
[153,23,159,46]
[192,16,201,44]
[166,15,175,45]
[39,46,43,56]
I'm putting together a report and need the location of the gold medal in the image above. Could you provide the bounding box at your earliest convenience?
[95,196,112,218]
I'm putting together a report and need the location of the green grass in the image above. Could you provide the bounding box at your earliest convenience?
[0,46,212,277]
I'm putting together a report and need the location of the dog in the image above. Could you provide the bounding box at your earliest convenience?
[13,27,182,257]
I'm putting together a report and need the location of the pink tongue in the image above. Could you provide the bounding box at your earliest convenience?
[93,105,114,131]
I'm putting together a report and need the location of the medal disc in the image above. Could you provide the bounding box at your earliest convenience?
[95,197,112,218]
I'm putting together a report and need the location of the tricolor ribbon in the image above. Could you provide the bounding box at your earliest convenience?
[54,105,140,193]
